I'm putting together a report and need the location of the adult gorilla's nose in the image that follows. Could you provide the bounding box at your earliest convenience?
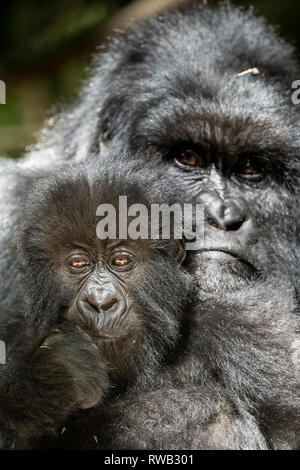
[198,191,257,242]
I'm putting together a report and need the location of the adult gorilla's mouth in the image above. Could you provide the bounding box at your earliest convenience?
[201,249,238,260]
[198,248,257,272]
[192,248,260,293]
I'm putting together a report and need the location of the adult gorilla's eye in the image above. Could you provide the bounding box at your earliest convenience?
[235,158,264,181]
[67,254,93,273]
[174,149,199,169]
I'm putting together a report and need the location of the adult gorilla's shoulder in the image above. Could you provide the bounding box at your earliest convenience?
[0,156,57,308]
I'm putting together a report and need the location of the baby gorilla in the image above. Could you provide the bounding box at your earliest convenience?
[0,160,189,449]
[0,159,299,450]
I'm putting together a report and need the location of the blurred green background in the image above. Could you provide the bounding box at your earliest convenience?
[0,0,299,158]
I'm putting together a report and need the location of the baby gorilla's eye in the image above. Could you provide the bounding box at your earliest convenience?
[235,158,264,182]
[67,254,93,273]
[112,255,130,267]
[110,252,136,271]
[71,259,89,269]
[174,149,199,169]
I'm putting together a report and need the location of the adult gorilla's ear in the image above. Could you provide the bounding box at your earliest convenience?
[176,239,186,265]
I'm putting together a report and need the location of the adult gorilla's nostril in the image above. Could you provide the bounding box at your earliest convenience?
[198,191,250,232]
[223,203,246,232]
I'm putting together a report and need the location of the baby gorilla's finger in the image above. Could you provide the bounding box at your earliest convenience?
[38,324,109,410]
[40,329,62,349]
[75,325,98,349]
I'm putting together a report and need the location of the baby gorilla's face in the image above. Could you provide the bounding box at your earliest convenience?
[53,239,154,365]
[47,233,186,375]
[22,167,190,376]
[64,242,138,330]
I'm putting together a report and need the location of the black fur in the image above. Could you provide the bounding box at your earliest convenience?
[0,160,191,449]
[0,3,299,450]
[0,159,299,450]
[48,279,299,450]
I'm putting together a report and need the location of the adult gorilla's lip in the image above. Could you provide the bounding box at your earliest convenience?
[199,248,255,269]
[200,249,239,260]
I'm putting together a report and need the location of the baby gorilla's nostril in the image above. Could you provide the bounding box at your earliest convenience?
[75,285,126,322]
[85,288,121,315]
[100,297,118,312]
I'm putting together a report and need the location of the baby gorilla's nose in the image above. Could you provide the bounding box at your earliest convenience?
[82,286,123,316]
[99,296,119,312]
[69,280,129,332]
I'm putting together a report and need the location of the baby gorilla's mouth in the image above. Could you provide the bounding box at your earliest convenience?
[85,327,131,343]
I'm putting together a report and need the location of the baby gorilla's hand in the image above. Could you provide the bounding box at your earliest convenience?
[39,324,108,410]
[0,323,109,449]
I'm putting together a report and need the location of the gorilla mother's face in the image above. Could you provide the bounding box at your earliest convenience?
[131,107,298,291]
[101,103,299,292]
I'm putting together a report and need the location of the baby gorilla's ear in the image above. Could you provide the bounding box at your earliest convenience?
[176,239,186,265]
